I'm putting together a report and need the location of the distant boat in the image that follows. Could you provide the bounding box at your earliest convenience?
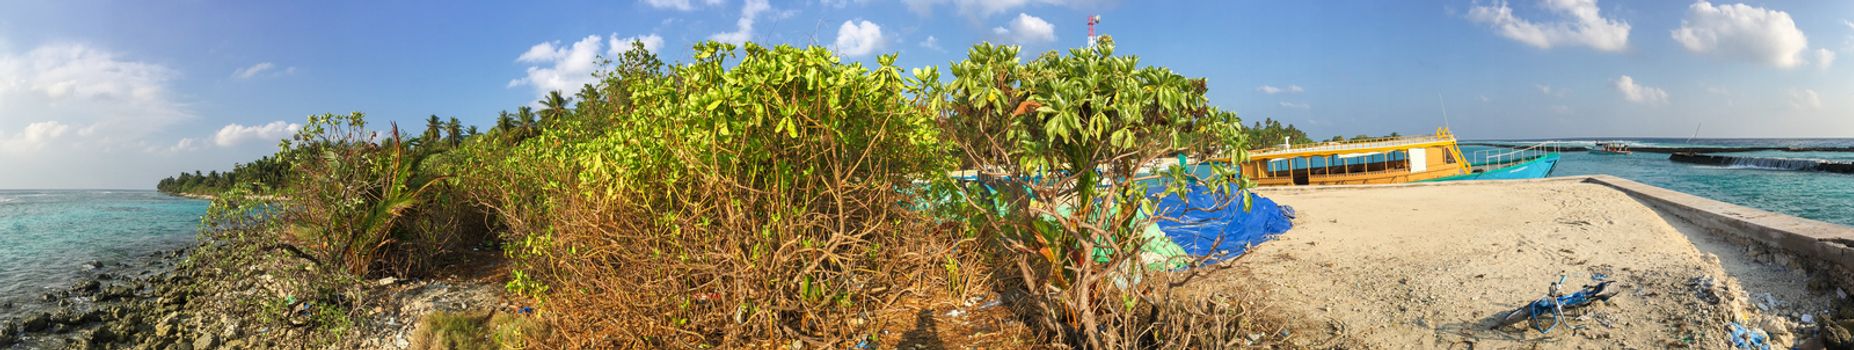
[1225,127,1559,186]
[1590,141,1632,155]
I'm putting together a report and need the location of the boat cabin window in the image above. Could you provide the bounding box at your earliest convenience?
[1262,150,1411,177]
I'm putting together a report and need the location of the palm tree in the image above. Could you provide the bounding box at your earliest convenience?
[423,115,443,144]
[466,126,479,137]
[540,91,570,126]
[576,83,602,111]
[517,106,536,130]
[495,111,514,132]
[445,117,462,147]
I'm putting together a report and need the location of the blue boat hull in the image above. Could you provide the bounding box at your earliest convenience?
[1427,153,1560,181]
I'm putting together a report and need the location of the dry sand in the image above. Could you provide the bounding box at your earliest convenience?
[1188,179,1842,349]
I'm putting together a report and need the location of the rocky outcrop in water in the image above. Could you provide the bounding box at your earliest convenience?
[1669,153,1854,175]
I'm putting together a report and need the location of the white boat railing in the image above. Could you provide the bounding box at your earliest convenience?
[1470,142,1572,170]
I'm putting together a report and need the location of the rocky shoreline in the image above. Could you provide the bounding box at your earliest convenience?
[0,232,519,350]
[0,246,204,349]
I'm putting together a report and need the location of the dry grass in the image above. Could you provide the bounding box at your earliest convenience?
[518,176,970,348]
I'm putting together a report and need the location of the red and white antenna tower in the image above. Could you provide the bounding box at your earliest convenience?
[1087,15,1102,47]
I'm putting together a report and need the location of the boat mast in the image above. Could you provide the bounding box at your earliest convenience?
[1438,93,1452,131]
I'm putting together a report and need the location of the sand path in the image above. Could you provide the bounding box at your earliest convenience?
[1188,180,1838,349]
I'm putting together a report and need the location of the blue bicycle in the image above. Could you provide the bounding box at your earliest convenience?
[1491,275,1618,334]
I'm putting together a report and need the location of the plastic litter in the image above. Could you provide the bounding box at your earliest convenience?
[1727,322,1770,350]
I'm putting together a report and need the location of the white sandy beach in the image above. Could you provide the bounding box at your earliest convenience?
[1188,179,1842,349]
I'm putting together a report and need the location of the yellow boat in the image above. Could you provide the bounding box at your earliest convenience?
[1233,128,1475,186]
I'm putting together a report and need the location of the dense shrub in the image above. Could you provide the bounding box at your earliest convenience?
[476,42,958,348]
[278,112,448,277]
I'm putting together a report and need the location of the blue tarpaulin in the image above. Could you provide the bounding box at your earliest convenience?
[1146,182,1294,263]
[929,163,1295,266]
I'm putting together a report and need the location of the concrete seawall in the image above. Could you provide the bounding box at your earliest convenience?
[1581,175,1854,291]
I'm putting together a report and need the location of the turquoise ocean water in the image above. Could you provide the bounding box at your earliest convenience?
[0,191,205,307]
[1463,138,1854,228]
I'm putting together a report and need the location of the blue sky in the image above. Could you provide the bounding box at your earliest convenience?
[1,0,1850,189]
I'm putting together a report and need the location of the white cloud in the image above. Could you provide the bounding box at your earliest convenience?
[212,121,300,147]
[1611,75,1668,105]
[0,121,72,153]
[155,137,205,153]
[511,33,661,100]
[710,0,772,45]
[0,43,189,153]
[1466,0,1631,52]
[919,35,943,51]
[1256,84,1304,95]
[640,0,721,11]
[1790,89,1821,110]
[1671,1,1813,68]
[1812,48,1836,70]
[902,0,1113,18]
[820,0,870,7]
[1279,101,1310,109]
[0,42,301,188]
[1702,85,1736,106]
[1845,20,1854,52]
[962,0,1044,18]
[609,34,664,57]
[833,20,885,57]
[991,13,1056,45]
[233,62,275,79]
[1535,84,1565,97]
[511,35,604,97]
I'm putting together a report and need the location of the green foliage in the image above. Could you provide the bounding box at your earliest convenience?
[156,155,289,196]
[930,35,1249,347]
[1244,117,1312,148]
[469,40,952,347]
[280,112,448,276]
[407,311,545,350]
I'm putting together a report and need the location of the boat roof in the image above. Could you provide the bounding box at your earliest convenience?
[1247,130,1458,160]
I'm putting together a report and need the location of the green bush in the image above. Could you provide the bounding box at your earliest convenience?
[475,41,955,347]
[279,112,448,277]
[929,36,1249,348]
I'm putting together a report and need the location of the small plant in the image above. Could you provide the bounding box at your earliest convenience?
[280,112,448,277]
[504,269,548,300]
